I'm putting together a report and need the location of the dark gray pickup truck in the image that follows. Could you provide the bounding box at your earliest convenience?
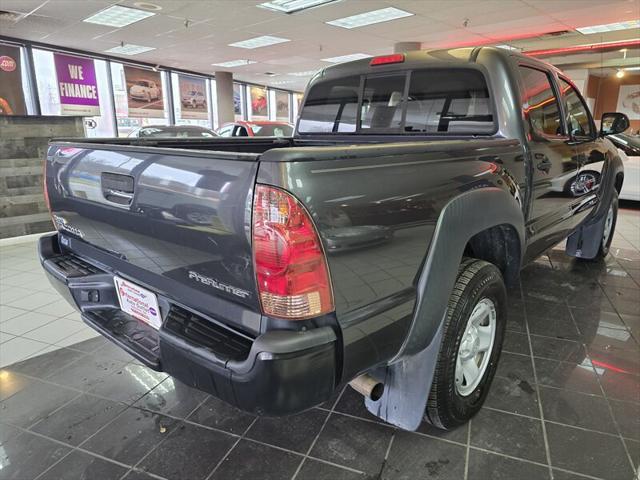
[40,47,629,431]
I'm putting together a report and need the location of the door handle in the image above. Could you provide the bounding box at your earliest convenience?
[536,157,552,173]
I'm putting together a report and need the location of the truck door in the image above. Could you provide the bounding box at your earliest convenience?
[518,65,580,259]
[557,77,606,228]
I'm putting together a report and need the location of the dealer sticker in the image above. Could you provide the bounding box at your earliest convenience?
[114,276,162,330]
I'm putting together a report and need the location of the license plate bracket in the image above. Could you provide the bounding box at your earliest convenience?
[114,276,162,330]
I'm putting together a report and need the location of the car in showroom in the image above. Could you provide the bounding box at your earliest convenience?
[40,47,627,433]
[608,132,640,201]
[128,125,217,138]
[216,120,294,137]
[181,90,206,108]
[129,80,161,102]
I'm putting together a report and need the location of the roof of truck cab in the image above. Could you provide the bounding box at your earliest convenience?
[314,46,558,82]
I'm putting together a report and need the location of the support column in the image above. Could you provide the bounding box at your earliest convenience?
[393,42,421,53]
[214,71,235,126]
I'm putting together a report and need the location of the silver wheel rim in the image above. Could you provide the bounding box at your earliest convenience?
[602,205,614,247]
[455,298,497,397]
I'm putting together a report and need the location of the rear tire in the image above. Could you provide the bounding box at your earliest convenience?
[591,192,618,260]
[425,258,507,430]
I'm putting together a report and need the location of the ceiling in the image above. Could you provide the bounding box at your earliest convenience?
[1,0,639,91]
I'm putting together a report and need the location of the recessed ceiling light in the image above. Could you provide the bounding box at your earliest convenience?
[229,35,290,49]
[288,70,317,76]
[84,5,155,28]
[326,7,413,29]
[321,53,371,63]
[212,60,258,68]
[576,20,640,34]
[105,44,156,55]
[133,2,162,11]
[258,0,339,14]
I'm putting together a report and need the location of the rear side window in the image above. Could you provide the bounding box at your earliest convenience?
[298,68,495,135]
[405,69,493,134]
[519,66,563,137]
[297,75,359,133]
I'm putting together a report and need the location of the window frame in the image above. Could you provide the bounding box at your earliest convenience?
[517,64,568,141]
[297,65,498,137]
[557,75,597,142]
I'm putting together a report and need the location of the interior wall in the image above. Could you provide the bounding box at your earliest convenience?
[586,73,640,132]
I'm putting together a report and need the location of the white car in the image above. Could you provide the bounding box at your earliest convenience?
[609,133,640,201]
[129,80,160,102]
[182,90,206,108]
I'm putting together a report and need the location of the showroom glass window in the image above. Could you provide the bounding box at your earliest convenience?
[559,77,594,138]
[32,49,115,135]
[171,72,212,129]
[297,75,359,133]
[110,62,169,137]
[405,69,493,134]
[518,66,563,137]
[360,74,405,131]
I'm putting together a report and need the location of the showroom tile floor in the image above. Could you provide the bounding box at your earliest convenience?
[0,204,638,480]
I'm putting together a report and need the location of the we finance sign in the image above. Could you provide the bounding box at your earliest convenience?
[54,53,100,116]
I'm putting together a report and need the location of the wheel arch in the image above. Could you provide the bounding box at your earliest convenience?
[363,186,524,430]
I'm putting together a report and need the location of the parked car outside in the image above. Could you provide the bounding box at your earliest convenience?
[129,80,160,102]
[128,125,217,138]
[216,120,293,137]
[181,90,206,108]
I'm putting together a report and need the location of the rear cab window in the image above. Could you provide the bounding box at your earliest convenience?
[297,68,496,135]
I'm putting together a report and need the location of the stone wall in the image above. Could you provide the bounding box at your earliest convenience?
[0,115,85,239]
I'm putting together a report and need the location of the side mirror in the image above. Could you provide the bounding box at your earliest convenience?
[600,112,630,136]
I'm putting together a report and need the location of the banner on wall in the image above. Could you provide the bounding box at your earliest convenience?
[233,83,242,116]
[178,74,207,120]
[616,84,640,120]
[0,44,27,116]
[123,65,164,118]
[54,53,100,116]
[275,91,289,121]
[250,86,268,118]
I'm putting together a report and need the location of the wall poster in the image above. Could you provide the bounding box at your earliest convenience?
[54,53,100,116]
[250,85,268,118]
[178,74,207,120]
[123,65,164,118]
[0,44,27,115]
[616,84,640,119]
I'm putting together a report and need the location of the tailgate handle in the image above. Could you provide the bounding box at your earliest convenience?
[101,172,134,206]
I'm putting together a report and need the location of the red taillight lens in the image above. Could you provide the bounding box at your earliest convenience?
[370,53,405,66]
[252,184,334,320]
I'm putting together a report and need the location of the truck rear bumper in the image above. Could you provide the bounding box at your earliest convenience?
[38,233,338,415]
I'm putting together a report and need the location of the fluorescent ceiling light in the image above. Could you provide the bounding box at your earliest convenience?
[496,45,519,51]
[258,0,339,14]
[322,53,371,63]
[271,80,295,85]
[229,35,290,49]
[212,59,257,67]
[84,5,154,27]
[326,7,413,29]
[624,66,640,71]
[576,20,639,34]
[105,44,155,55]
[288,70,317,76]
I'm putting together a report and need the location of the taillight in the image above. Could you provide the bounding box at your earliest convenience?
[252,184,334,320]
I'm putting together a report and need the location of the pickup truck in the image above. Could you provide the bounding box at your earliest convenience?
[40,47,629,431]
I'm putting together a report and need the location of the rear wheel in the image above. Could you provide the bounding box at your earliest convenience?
[425,258,506,430]
[593,192,618,259]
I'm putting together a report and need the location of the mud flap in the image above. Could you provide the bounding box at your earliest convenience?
[364,321,444,431]
[565,213,606,259]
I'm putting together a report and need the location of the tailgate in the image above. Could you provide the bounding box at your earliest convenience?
[46,142,261,333]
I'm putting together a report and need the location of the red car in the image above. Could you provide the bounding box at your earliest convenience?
[216,120,294,137]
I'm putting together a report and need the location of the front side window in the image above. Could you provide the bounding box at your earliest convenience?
[519,66,563,137]
[559,78,594,138]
